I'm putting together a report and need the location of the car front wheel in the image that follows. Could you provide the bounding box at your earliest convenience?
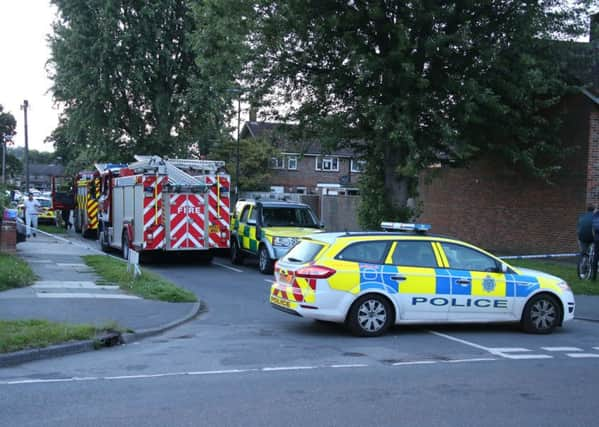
[521,294,561,334]
[347,294,393,337]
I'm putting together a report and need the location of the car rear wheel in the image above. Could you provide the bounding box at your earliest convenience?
[521,294,561,334]
[347,294,393,337]
[258,246,274,274]
[231,239,244,265]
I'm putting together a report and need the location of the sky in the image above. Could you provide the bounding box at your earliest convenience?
[0,1,58,153]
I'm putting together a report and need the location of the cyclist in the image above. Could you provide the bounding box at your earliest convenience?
[591,207,599,280]
[578,206,594,256]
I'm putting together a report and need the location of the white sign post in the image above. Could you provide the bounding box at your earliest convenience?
[127,249,142,278]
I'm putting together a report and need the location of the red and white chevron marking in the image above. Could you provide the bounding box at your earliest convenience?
[205,175,230,248]
[169,193,205,249]
[143,176,165,250]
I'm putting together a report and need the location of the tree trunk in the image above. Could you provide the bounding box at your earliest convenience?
[383,143,409,211]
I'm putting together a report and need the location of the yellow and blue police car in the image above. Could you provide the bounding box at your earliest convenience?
[270,223,575,336]
[231,199,324,274]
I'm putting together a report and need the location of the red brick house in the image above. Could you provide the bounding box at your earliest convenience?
[240,121,365,195]
[418,89,598,256]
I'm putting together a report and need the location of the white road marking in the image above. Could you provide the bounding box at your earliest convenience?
[428,331,493,353]
[541,347,583,352]
[499,354,553,360]
[487,347,531,353]
[445,358,497,364]
[188,369,254,376]
[330,364,369,368]
[27,259,53,264]
[36,293,140,300]
[56,263,88,268]
[262,366,315,372]
[566,353,599,358]
[33,282,119,290]
[392,361,437,366]
[213,262,243,273]
[34,281,97,288]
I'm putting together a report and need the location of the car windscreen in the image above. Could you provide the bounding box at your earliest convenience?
[36,199,51,208]
[283,241,325,263]
[261,207,318,227]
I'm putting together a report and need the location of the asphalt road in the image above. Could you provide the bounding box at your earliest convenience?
[2,251,599,426]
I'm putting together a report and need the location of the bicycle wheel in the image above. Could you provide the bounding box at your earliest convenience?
[577,253,592,280]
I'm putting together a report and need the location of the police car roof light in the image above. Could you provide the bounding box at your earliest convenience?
[380,222,431,232]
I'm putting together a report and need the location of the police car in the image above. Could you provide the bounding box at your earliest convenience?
[231,199,324,274]
[270,223,575,336]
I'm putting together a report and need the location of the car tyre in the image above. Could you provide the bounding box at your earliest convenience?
[258,246,274,275]
[231,239,244,265]
[347,294,393,337]
[521,293,561,334]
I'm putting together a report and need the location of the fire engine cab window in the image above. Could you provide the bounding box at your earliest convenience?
[391,241,437,268]
[336,241,389,264]
[440,242,498,272]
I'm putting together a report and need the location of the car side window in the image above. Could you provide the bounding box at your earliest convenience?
[249,207,258,222]
[390,241,438,268]
[439,242,498,272]
[240,206,250,223]
[336,241,390,264]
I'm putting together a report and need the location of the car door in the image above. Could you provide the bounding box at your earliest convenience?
[387,240,448,321]
[436,241,514,321]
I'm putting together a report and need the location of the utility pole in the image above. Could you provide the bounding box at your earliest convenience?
[236,94,241,205]
[21,100,29,193]
[1,137,5,186]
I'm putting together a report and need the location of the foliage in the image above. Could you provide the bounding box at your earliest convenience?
[48,0,216,165]
[0,253,37,291]
[83,255,197,303]
[208,136,277,192]
[0,319,103,353]
[195,0,594,229]
[510,259,598,295]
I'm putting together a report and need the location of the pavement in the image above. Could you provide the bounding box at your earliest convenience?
[0,231,202,367]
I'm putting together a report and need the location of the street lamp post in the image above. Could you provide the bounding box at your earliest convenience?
[236,94,241,205]
[21,100,30,193]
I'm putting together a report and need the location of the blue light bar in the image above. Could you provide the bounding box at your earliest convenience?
[380,222,431,232]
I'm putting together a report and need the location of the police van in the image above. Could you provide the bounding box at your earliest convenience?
[230,199,323,274]
[270,223,575,336]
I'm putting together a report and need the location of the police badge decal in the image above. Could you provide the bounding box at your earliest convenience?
[483,275,496,293]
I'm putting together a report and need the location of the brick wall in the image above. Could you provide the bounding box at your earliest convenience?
[418,94,595,255]
[587,110,599,206]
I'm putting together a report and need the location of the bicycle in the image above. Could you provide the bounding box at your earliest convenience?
[577,243,595,280]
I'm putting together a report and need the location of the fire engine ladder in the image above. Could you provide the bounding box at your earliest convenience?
[131,155,215,186]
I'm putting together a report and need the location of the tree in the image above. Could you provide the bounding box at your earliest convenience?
[49,0,213,163]
[208,136,277,192]
[198,0,594,228]
[0,105,18,184]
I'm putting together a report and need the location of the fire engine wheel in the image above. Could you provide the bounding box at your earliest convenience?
[122,233,130,260]
[231,239,244,265]
[258,246,274,275]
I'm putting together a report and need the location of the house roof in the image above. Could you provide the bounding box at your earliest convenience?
[240,121,356,157]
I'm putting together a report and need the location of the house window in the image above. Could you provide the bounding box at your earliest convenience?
[270,156,285,169]
[351,159,366,173]
[287,156,298,170]
[315,156,339,171]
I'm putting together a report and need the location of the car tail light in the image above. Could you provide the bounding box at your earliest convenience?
[295,265,336,279]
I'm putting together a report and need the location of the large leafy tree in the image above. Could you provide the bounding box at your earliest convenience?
[49,0,216,163]
[0,105,20,182]
[197,0,595,228]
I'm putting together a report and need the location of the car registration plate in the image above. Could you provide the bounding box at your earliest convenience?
[270,295,291,308]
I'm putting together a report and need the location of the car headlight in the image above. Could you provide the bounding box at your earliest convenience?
[273,236,294,247]
[557,281,571,292]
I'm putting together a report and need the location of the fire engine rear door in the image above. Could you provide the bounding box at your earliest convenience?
[167,192,207,250]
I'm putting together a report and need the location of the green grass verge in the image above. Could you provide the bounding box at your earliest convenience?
[83,255,197,303]
[0,253,37,291]
[509,259,598,295]
[0,319,118,353]
[37,223,68,234]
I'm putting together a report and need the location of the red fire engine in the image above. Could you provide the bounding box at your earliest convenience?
[97,155,231,262]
